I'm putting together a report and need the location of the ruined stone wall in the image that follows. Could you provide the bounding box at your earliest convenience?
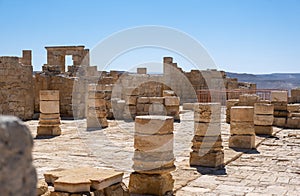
[0,56,34,120]
[34,74,87,118]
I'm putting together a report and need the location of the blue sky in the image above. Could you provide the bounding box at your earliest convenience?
[0,0,300,73]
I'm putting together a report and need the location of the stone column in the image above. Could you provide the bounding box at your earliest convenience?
[123,87,138,121]
[37,90,61,136]
[229,106,255,149]
[254,103,274,135]
[271,91,288,127]
[164,96,180,122]
[190,103,224,168]
[87,84,108,129]
[225,99,239,124]
[286,104,300,128]
[129,115,175,196]
[0,116,37,196]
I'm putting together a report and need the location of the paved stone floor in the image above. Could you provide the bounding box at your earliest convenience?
[25,108,300,195]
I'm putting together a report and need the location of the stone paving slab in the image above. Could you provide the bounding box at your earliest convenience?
[25,107,300,195]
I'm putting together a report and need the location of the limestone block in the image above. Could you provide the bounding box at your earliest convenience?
[272,102,288,111]
[129,173,174,196]
[254,103,274,115]
[273,117,286,127]
[164,97,180,106]
[182,103,195,110]
[273,110,288,117]
[125,95,137,105]
[254,114,274,126]
[230,121,255,135]
[190,151,224,167]
[40,90,59,101]
[88,91,106,99]
[288,112,300,118]
[194,103,221,123]
[37,179,48,196]
[45,167,123,192]
[39,118,61,125]
[40,113,60,119]
[40,101,59,114]
[229,134,255,149]
[0,116,37,196]
[37,126,61,136]
[230,106,254,122]
[149,103,166,115]
[239,94,260,105]
[87,98,106,107]
[271,91,288,102]
[291,89,300,103]
[226,99,240,108]
[194,122,221,136]
[286,117,300,129]
[137,67,147,74]
[191,135,222,149]
[287,104,300,112]
[101,182,129,196]
[163,90,175,97]
[149,97,164,104]
[134,134,173,151]
[137,97,149,104]
[135,116,173,135]
[254,125,273,135]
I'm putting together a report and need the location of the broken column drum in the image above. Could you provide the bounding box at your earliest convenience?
[87,84,108,129]
[254,103,274,135]
[229,106,255,149]
[129,115,175,196]
[190,103,224,168]
[37,90,61,136]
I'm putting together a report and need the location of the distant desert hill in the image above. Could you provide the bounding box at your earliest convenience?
[226,72,300,90]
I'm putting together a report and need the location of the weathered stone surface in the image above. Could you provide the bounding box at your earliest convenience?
[164,97,180,106]
[135,115,173,135]
[271,91,288,102]
[163,90,175,97]
[40,101,60,114]
[286,117,300,129]
[125,95,137,105]
[287,104,300,112]
[134,134,173,151]
[254,125,273,135]
[182,103,195,111]
[129,173,174,196]
[230,121,255,135]
[37,179,49,196]
[40,90,59,101]
[133,158,175,174]
[137,97,149,104]
[229,134,255,149]
[273,117,286,127]
[194,122,221,136]
[239,94,260,106]
[191,136,222,150]
[0,116,37,196]
[272,102,288,111]
[254,114,274,126]
[273,110,288,117]
[254,103,274,115]
[37,126,61,136]
[190,151,224,167]
[40,113,61,119]
[45,167,123,193]
[149,97,164,104]
[230,106,254,122]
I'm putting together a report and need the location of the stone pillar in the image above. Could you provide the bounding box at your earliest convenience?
[286,104,300,128]
[271,91,288,127]
[291,89,300,103]
[0,116,37,196]
[225,99,239,124]
[129,116,175,196]
[37,90,61,136]
[190,103,224,168]
[239,94,261,106]
[254,103,274,135]
[123,87,138,121]
[164,96,180,122]
[87,84,108,129]
[229,106,255,149]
